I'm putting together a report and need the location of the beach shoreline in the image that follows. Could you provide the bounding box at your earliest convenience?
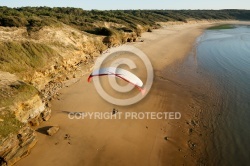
[16,20,243,166]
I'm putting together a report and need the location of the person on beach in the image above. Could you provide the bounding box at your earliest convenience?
[112,108,118,115]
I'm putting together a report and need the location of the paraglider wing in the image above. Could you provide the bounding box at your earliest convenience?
[87,68,117,82]
[88,67,145,93]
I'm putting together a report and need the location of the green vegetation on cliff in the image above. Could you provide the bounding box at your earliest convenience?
[0,41,58,75]
[0,82,38,139]
[0,81,38,108]
[0,110,24,139]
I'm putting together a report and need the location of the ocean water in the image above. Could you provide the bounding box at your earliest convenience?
[196,25,250,165]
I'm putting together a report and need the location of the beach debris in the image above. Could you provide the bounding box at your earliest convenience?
[47,126,60,136]
[29,116,42,126]
[46,102,52,108]
[63,134,71,144]
[203,125,208,129]
[64,134,71,140]
[164,137,168,141]
[188,140,196,150]
[189,128,193,134]
[191,120,196,126]
[41,108,51,121]
[146,126,148,129]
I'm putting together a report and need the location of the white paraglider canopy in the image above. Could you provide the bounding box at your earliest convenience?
[88,67,144,92]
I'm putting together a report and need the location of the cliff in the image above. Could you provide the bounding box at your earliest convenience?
[0,22,141,165]
[0,126,37,166]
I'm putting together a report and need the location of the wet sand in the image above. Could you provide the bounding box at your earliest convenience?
[16,21,234,166]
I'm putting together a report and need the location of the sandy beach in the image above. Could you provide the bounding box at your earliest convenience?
[16,21,235,166]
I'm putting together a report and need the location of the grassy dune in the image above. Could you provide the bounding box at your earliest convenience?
[0,81,38,108]
[0,82,38,139]
[0,41,58,75]
[0,110,24,139]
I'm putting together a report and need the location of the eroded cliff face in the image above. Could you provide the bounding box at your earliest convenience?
[12,95,45,124]
[0,24,106,89]
[0,22,140,165]
[0,126,37,166]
